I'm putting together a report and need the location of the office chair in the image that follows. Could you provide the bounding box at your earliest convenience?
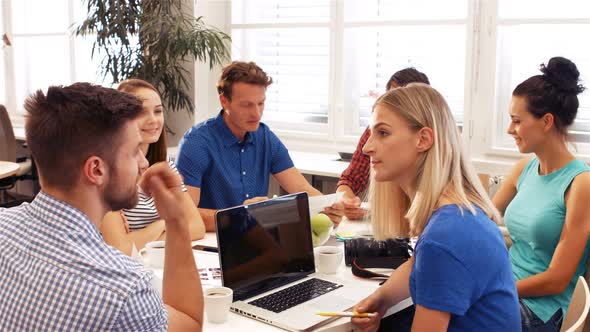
[561,276,590,332]
[0,105,36,207]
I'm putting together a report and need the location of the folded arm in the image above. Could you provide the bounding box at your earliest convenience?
[101,211,165,255]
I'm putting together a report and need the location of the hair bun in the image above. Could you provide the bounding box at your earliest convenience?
[540,57,586,94]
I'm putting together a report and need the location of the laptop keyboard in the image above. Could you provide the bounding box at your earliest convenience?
[249,278,342,313]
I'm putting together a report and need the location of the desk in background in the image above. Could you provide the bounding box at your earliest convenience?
[167,147,348,177]
[167,147,350,195]
[13,126,26,141]
[287,151,349,194]
[288,151,349,179]
[0,161,19,179]
[9,125,41,196]
[0,161,21,206]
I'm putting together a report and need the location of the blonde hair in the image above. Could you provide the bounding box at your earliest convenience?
[369,84,501,238]
[368,178,410,240]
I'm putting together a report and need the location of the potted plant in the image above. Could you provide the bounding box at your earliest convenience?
[75,0,231,116]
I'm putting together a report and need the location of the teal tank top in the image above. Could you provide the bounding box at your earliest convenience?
[505,157,590,322]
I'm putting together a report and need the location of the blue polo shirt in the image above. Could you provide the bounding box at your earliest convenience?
[176,110,294,210]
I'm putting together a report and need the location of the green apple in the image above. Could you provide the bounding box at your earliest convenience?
[312,232,320,247]
[311,213,333,246]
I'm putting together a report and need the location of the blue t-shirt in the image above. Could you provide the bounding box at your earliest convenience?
[176,110,294,210]
[410,204,521,331]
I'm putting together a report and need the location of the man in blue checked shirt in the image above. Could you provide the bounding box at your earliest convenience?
[177,61,345,231]
[0,83,202,331]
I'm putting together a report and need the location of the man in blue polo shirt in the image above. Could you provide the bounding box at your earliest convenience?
[177,61,343,231]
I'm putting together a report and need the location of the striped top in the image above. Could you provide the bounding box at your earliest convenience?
[123,160,186,231]
[0,191,168,331]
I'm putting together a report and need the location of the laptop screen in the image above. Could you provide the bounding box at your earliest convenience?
[215,192,315,301]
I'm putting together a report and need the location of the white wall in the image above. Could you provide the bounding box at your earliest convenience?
[194,0,231,125]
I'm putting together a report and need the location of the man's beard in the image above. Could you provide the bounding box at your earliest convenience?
[103,176,139,211]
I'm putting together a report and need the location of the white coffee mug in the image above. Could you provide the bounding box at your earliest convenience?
[139,240,166,268]
[204,286,233,323]
[314,246,343,274]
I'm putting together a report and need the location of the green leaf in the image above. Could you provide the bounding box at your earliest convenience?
[74,0,229,114]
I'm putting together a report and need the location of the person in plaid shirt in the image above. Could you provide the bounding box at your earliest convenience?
[0,83,203,331]
[337,68,430,220]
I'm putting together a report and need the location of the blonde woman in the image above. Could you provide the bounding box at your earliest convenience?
[352,84,520,331]
[337,68,430,220]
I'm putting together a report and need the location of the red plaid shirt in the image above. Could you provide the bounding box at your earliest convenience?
[337,127,370,195]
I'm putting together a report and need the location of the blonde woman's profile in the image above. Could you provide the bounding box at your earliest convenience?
[351,84,520,331]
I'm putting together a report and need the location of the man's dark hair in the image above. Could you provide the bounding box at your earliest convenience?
[24,82,144,189]
[386,67,430,90]
[216,61,273,100]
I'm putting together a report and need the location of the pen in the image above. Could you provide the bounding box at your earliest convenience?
[316,311,377,318]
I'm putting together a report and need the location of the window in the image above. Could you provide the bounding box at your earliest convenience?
[231,0,331,132]
[3,0,99,116]
[343,0,467,132]
[231,0,468,137]
[232,27,330,128]
[493,0,590,150]
[0,2,5,104]
[229,0,590,159]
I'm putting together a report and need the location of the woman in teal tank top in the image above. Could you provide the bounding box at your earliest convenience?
[493,57,590,332]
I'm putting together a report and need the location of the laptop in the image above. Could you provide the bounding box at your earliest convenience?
[215,192,372,331]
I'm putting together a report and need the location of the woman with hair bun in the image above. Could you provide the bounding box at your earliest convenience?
[494,56,590,332]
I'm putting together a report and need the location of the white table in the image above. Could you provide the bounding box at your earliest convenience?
[13,126,26,141]
[148,247,411,332]
[288,151,349,178]
[167,147,349,180]
[162,219,411,331]
[0,161,19,179]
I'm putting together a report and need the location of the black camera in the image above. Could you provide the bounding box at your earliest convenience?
[344,237,412,269]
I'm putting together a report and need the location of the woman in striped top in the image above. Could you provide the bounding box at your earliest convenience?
[101,79,206,255]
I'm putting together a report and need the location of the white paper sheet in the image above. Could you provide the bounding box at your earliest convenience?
[308,192,344,217]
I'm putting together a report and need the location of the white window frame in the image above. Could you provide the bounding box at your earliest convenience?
[226,1,476,156]
[2,0,84,126]
[4,0,588,175]
[217,0,590,173]
[231,21,332,135]
[469,0,590,168]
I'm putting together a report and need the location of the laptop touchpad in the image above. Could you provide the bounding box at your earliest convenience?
[307,295,356,311]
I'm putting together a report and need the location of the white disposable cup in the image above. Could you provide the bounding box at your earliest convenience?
[314,246,343,274]
[139,240,166,268]
[204,287,233,323]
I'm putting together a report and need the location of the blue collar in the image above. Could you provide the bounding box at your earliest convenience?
[214,110,256,148]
